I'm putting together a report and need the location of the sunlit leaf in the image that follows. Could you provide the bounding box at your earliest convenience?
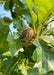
[46,27,54,35]
[25,0,37,26]
[40,35,54,47]
[34,0,54,23]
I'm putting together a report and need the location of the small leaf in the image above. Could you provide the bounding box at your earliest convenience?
[34,0,54,23]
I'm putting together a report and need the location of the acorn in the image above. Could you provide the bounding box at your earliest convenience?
[21,27,36,41]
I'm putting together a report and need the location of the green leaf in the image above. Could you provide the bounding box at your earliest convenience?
[34,0,54,23]
[32,39,42,62]
[24,44,36,59]
[0,24,9,41]
[0,24,9,54]
[1,57,18,75]
[0,41,9,55]
[27,67,39,75]
[40,35,54,47]
[32,46,42,62]
[7,34,15,42]
[10,71,18,75]
[10,40,25,55]
[38,53,50,74]
[25,0,34,10]
[13,18,28,32]
[4,0,10,10]
[0,18,11,25]
[3,17,12,25]
[19,63,28,75]
[39,40,54,59]
[33,39,40,47]
[34,0,54,35]
[46,70,54,75]
[25,0,37,25]
[46,27,54,35]
[33,39,54,73]
[24,14,32,25]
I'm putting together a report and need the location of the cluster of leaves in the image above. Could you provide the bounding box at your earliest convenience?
[0,0,54,75]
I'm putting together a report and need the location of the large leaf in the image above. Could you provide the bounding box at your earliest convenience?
[25,0,37,26]
[27,67,54,75]
[40,35,54,47]
[0,23,9,54]
[32,39,42,62]
[1,57,18,75]
[38,53,51,74]
[34,0,54,23]
[39,40,54,59]
[46,27,54,35]
[32,39,54,74]
[34,0,54,35]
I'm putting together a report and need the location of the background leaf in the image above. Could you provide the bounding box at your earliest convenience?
[10,40,25,55]
[0,23,9,55]
[1,57,18,75]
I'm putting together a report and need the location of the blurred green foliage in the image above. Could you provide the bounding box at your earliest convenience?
[0,0,54,75]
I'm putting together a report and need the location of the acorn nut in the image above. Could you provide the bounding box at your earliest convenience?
[21,27,35,41]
